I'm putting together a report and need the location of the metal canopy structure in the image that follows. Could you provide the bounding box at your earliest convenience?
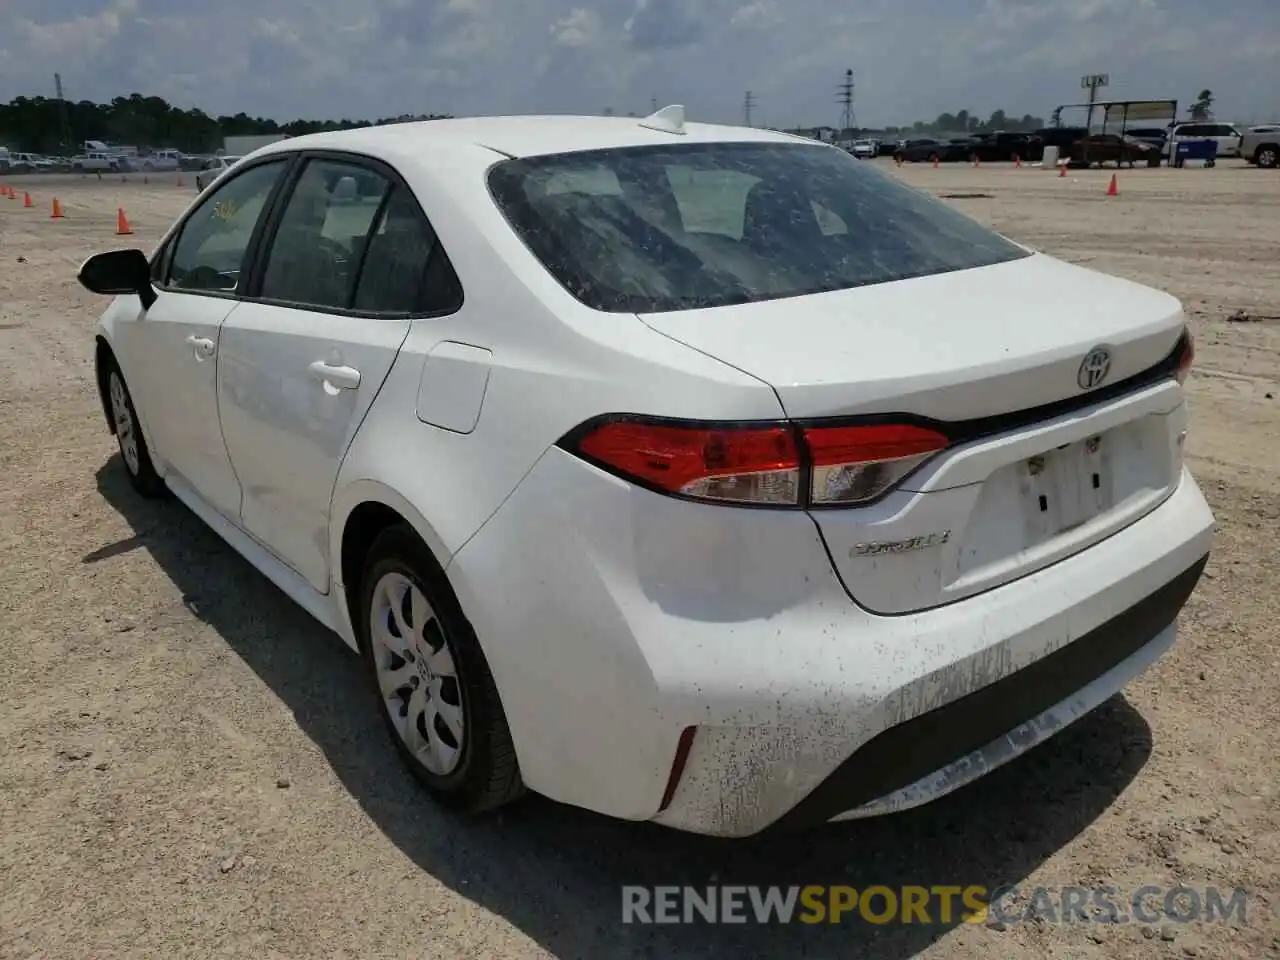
[1054,98,1180,132]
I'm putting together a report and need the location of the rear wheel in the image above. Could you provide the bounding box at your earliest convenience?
[358,524,524,813]
[1258,146,1279,169]
[107,364,164,497]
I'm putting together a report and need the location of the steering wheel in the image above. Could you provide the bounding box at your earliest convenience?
[181,264,237,291]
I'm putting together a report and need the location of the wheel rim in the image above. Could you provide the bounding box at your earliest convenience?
[370,571,465,775]
[109,372,140,475]
[1261,149,1277,167]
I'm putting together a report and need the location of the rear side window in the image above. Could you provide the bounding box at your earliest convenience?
[487,141,1029,314]
[352,186,463,314]
[259,158,390,310]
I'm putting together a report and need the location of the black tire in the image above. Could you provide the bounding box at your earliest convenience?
[357,524,524,813]
[105,361,165,498]
[1257,146,1279,169]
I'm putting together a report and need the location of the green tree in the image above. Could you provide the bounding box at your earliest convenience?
[0,91,451,154]
[1189,89,1214,121]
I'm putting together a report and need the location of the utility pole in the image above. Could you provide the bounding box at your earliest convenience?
[837,68,855,139]
[54,73,73,152]
[1080,73,1109,165]
[743,90,757,127]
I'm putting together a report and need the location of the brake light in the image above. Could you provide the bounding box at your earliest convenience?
[565,418,950,507]
[1175,330,1195,385]
[574,420,801,505]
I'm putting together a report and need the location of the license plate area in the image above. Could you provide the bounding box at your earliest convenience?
[1020,432,1113,544]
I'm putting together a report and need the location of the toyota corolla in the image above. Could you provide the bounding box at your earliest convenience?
[78,107,1213,837]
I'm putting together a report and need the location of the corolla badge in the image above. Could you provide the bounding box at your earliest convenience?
[851,531,951,558]
[1077,346,1112,390]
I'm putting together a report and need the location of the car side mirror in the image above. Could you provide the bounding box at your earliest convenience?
[77,249,157,309]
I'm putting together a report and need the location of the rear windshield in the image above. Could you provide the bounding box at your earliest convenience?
[487,141,1029,313]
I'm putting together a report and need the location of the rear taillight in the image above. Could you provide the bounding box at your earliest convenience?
[1175,329,1195,385]
[564,417,949,508]
[573,420,800,505]
[806,423,950,505]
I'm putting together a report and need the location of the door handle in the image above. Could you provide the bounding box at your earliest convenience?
[307,360,361,391]
[185,335,216,358]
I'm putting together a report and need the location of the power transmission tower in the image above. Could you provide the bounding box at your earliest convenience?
[54,73,73,152]
[743,90,757,127]
[837,68,855,136]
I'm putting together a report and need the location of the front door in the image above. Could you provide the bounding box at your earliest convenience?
[217,156,451,593]
[123,158,291,521]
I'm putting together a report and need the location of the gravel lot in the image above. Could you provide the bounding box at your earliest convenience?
[1,163,1277,960]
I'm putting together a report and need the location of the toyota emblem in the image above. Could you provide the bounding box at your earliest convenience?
[1077,346,1112,390]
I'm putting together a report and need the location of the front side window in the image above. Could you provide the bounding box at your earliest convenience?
[166,159,287,293]
[488,141,1030,314]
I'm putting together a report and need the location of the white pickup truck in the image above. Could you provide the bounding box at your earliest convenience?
[74,151,124,172]
[137,149,184,171]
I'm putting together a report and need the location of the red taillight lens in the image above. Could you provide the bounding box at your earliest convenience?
[1175,330,1194,385]
[574,420,801,505]
[566,418,950,507]
[805,423,950,505]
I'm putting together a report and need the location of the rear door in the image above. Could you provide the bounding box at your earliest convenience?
[216,153,449,594]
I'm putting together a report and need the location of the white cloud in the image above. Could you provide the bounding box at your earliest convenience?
[0,0,1274,126]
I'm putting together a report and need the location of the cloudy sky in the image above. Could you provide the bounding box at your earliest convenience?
[1,0,1276,128]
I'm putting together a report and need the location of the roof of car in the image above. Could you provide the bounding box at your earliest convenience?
[253,113,815,161]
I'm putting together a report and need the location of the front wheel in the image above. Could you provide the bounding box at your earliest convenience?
[358,524,524,814]
[107,364,164,497]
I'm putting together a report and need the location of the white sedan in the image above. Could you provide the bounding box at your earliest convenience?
[194,155,244,191]
[77,107,1213,837]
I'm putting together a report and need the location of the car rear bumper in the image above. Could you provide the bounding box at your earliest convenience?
[447,451,1214,837]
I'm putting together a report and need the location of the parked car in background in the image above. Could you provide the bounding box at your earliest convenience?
[195,155,245,191]
[138,149,184,172]
[894,138,969,163]
[850,139,878,159]
[1069,134,1163,168]
[1122,127,1169,151]
[1240,124,1280,169]
[1034,126,1090,155]
[77,112,1212,837]
[4,152,56,173]
[1164,122,1242,160]
[967,132,1043,162]
[75,152,123,172]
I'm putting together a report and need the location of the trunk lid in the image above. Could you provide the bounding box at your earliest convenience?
[638,254,1190,614]
[637,254,1184,422]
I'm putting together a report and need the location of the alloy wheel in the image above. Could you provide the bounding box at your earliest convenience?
[109,371,140,476]
[369,571,466,775]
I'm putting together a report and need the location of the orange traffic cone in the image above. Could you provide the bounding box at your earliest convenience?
[1106,173,1118,197]
[4,185,13,199]
[932,156,939,169]
[115,207,132,235]
[24,192,32,208]
[1014,155,1022,168]
[1059,163,1067,178]
[51,197,64,219]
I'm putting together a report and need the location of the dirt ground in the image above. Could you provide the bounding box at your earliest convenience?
[1,162,1277,960]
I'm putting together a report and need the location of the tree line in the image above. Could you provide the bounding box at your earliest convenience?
[0,93,453,155]
[884,109,1047,136]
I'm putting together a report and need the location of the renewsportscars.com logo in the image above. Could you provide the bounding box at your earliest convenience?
[621,885,1250,926]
